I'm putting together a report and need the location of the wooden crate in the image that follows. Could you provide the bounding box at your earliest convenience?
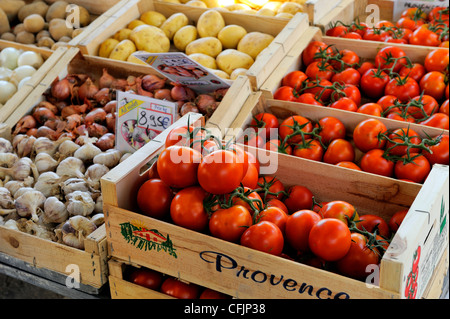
[45,0,123,15]
[0,223,108,292]
[310,0,355,31]
[76,0,310,90]
[0,46,252,140]
[0,42,67,124]
[101,119,449,299]
[108,258,176,299]
[259,27,448,130]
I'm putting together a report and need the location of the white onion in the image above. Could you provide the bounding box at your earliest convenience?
[18,76,32,89]
[0,48,22,70]
[0,67,13,82]
[9,65,36,86]
[0,80,17,104]
[17,51,44,69]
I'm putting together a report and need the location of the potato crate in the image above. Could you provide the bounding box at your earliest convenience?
[108,258,176,299]
[101,115,449,299]
[259,27,448,130]
[0,42,67,124]
[75,0,310,91]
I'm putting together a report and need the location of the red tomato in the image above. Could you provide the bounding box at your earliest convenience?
[330,49,360,71]
[377,95,400,113]
[281,70,308,89]
[209,205,253,242]
[357,61,376,75]
[389,209,408,233]
[356,214,390,238]
[318,200,357,225]
[240,163,259,189]
[326,25,348,37]
[424,49,449,73]
[157,146,201,189]
[170,186,209,231]
[309,218,352,262]
[294,93,324,106]
[274,86,295,101]
[360,149,395,177]
[323,138,355,164]
[409,24,441,46]
[240,221,284,256]
[199,288,231,299]
[335,161,362,170]
[402,7,427,20]
[161,278,200,299]
[335,233,380,280]
[137,179,173,219]
[360,68,390,99]
[264,139,293,155]
[352,118,387,153]
[428,7,449,21]
[231,187,263,215]
[385,76,420,103]
[342,32,362,39]
[250,113,279,139]
[165,125,204,148]
[318,116,346,145]
[407,94,439,119]
[330,97,358,112]
[279,115,313,144]
[198,149,244,194]
[385,128,422,156]
[440,99,449,115]
[258,206,288,234]
[357,103,383,116]
[284,185,314,214]
[285,210,322,252]
[423,134,449,165]
[128,267,164,290]
[305,61,335,81]
[420,113,449,129]
[330,84,361,106]
[375,46,408,73]
[394,154,431,183]
[293,139,324,161]
[302,41,332,66]
[257,176,285,201]
[238,129,265,149]
[419,71,446,101]
[331,68,361,86]
[266,198,289,214]
[398,63,426,83]
[304,79,333,103]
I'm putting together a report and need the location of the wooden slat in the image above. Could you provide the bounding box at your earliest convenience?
[305,0,343,24]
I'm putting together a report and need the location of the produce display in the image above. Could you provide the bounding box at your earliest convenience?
[240,112,448,183]
[99,8,276,79]
[0,0,94,49]
[326,7,449,47]
[125,264,231,299]
[0,46,44,105]
[274,41,449,130]
[134,124,409,282]
[169,0,306,20]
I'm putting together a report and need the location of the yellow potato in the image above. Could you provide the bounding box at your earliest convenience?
[216,49,254,75]
[160,13,189,40]
[185,0,207,7]
[48,18,73,41]
[237,32,274,60]
[233,9,257,15]
[185,37,222,58]
[262,1,283,12]
[225,4,251,11]
[113,28,132,41]
[196,9,225,38]
[128,20,146,30]
[201,0,220,8]
[173,25,197,51]
[140,11,166,27]
[127,54,148,65]
[275,12,294,19]
[129,25,170,53]
[46,0,68,21]
[210,69,230,79]
[277,2,303,15]
[230,68,248,80]
[256,8,276,17]
[217,25,247,49]
[23,14,45,33]
[99,38,119,58]
[189,53,217,69]
[109,39,136,61]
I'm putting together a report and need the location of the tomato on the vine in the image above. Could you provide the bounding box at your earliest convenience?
[394,153,431,183]
[170,186,209,231]
[419,113,449,129]
[285,210,322,252]
[279,115,313,144]
[250,113,279,138]
[273,86,295,101]
[128,268,164,290]
[389,209,408,233]
[423,134,449,165]
[375,46,408,73]
[318,200,357,225]
[302,41,332,66]
[409,24,441,46]
[385,76,420,102]
[360,68,390,99]
[258,206,288,234]
[360,149,395,177]
[317,116,346,145]
[330,97,358,112]
[352,118,387,153]
[424,48,449,73]
[240,221,284,256]
[209,205,253,243]
[385,127,422,156]
[137,179,173,219]
[356,214,391,238]
[293,139,324,161]
[284,185,314,214]
[281,70,308,90]
[357,102,383,116]
[323,138,355,164]
[419,71,446,101]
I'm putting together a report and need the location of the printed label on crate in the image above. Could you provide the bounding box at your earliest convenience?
[120,220,177,258]
[116,90,178,153]
[393,0,449,20]
[131,51,231,94]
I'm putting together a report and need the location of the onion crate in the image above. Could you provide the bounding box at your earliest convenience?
[75,0,310,91]
[100,114,449,299]
[0,42,67,124]
[259,27,448,131]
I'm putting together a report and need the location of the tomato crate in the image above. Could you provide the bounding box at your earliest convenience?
[259,27,449,131]
[75,0,310,91]
[308,0,356,30]
[0,42,67,124]
[101,117,449,299]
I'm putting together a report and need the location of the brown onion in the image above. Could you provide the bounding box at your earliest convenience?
[105,113,116,132]
[78,78,99,101]
[38,101,59,114]
[36,126,59,140]
[111,78,128,91]
[99,69,115,89]
[85,108,107,125]
[87,123,109,138]
[154,89,173,101]
[13,115,37,135]
[141,74,165,91]
[103,101,116,114]
[94,88,111,105]
[95,133,115,151]
[171,84,196,101]
[195,94,216,114]
[32,107,57,124]
[51,78,71,101]
[213,88,229,100]
[180,102,199,116]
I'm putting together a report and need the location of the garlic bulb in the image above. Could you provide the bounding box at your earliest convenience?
[15,190,46,222]
[34,152,59,173]
[34,171,65,198]
[90,213,104,227]
[0,137,13,153]
[61,215,97,249]
[57,139,80,159]
[94,194,103,215]
[0,157,39,181]
[43,196,68,224]
[56,157,85,179]
[3,219,19,231]
[85,163,109,190]
[0,152,19,167]
[93,149,121,168]
[74,142,102,163]
[0,187,14,209]
[65,191,95,216]
[3,176,34,197]
[34,136,70,157]
[13,187,34,199]
[16,218,54,241]
[62,178,90,195]
[13,134,36,158]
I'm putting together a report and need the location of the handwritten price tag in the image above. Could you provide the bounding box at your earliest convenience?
[137,108,173,131]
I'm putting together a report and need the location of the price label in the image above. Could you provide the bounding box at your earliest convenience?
[137,107,173,131]
[393,0,449,20]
